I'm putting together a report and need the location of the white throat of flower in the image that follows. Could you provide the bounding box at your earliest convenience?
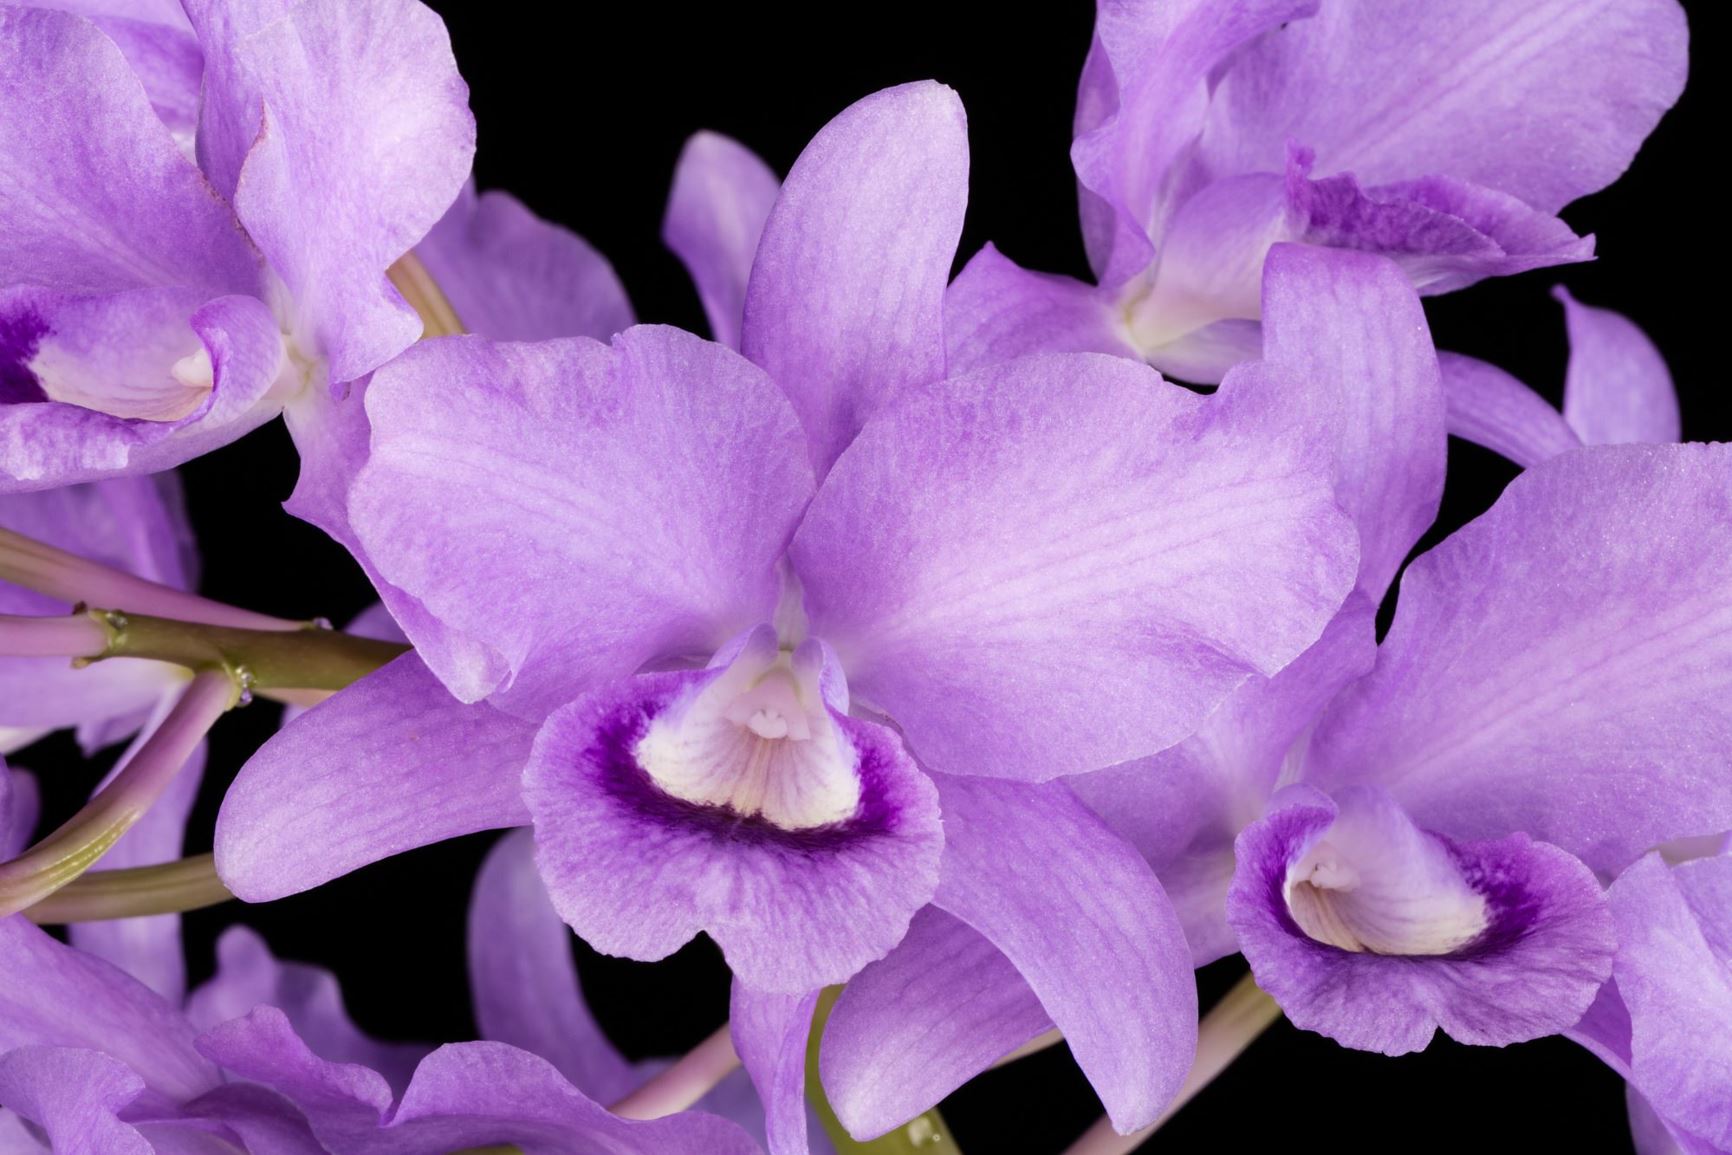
[635,632,861,830]
[1282,795,1489,956]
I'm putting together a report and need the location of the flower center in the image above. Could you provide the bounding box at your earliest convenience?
[1282,790,1489,956]
[634,627,862,830]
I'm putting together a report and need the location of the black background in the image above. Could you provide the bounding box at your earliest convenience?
[21,2,1725,1152]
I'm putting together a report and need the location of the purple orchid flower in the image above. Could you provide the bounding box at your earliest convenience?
[0,0,475,528]
[214,82,1365,1140]
[0,474,197,753]
[0,769,766,1153]
[944,0,1688,383]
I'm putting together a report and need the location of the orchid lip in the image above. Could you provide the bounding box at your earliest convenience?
[1281,790,1491,957]
[635,626,862,831]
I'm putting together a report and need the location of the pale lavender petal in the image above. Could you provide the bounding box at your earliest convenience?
[214,653,536,901]
[522,665,943,993]
[419,182,635,343]
[1252,243,1445,599]
[664,132,780,351]
[730,983,818,1155]
[351,327,813,715]
[1438,352,1581,469]
[942,244,1136,375]
[740,81,967,474]
[0,916,219,1099]
[0,1048,150,1155]
[376,1042,762,1155]
[794,351,1357,781]
[1071,593,1380,964]
[196,1006,393,1135]
[0,7,257,297]
[931,776,1195,1133]
[1071,0,1319,286]
[185,926,426,1096]
[70,715,205,1003]
[821,906,1051,1140]
[1,292,287,492]
[184,0,475,383]
[1228,786,1615,1054]
[1195,0,1690,214]
[83,11,201,143]
[467,828,636,1103]
[1557,287,1680,447]
[0,765,38,857]
[1605,854,1732,1150]
[1309,444,1732,874]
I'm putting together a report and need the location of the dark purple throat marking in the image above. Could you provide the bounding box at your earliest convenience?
[588,685,904,854]
[0,310,50,405]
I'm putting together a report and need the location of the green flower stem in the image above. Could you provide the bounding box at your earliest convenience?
[82,608,410,691]
[807,987,961,1154]
[25,852,233,924]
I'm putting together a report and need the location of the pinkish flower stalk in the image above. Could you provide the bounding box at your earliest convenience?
[0,611,108,657]
[0,524,298,631]
[609,1023,741,1120]
[0,669,234,918]
[1061,973,1280,1155]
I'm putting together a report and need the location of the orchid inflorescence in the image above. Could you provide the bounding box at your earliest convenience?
[0,2,1721,1153]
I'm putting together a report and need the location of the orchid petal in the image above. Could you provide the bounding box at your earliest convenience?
[185,926,426,1096]
[664,132,780,351]
[1557,288,1680,447]
[1252,244,1445,599]
[0,7,257,298]
[1438,352,1581,469]
[0,915,219,1100]
[1605,854,1732,1150]
[351,326,813,715]
[740,81,967,474]
[821,906,1051,1139]
[731,982,819,1155]
[420,182,635,343]
[943,244,1136,376]
[930,776,1195,1132]
[0,1047,150,1155]
[1195,0,1689,214]
[794,351,1357,780]
[214,653,536,901]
